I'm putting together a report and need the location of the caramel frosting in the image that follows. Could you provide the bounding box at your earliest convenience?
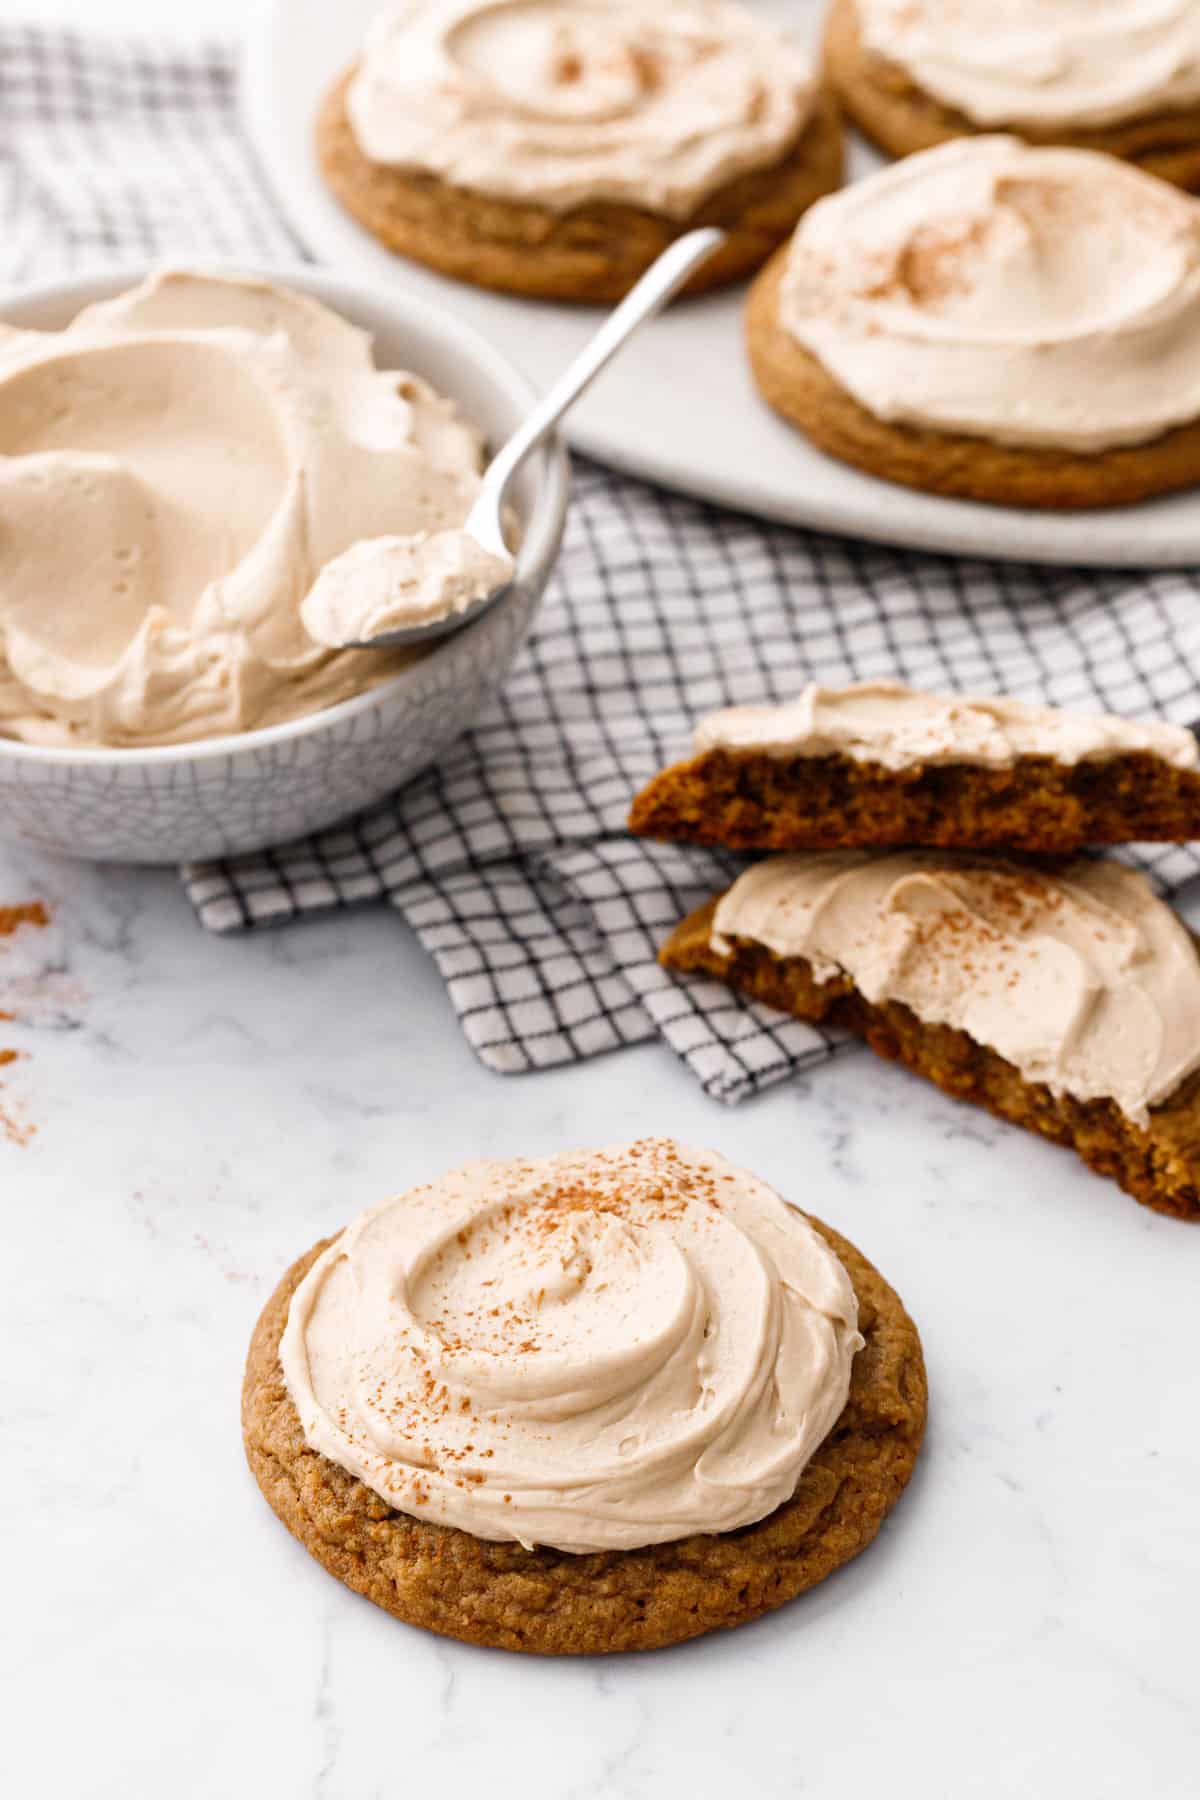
[347,0,815,217]
[856,0,1200,132]
[711,851,1200,1126]
[280,1138,862,1553]
[0,270,488,747]
[300,528,512,645]
[776,137,1200,451]
[694,680,1200,772]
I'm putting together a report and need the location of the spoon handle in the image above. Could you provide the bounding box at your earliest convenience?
[480,228,726,509]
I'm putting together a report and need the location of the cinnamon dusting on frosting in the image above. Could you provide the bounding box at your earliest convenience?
[711,851,1200,1126]
[281,1138,861,1552]
[776,137,1200,451]
[346,0,815,216]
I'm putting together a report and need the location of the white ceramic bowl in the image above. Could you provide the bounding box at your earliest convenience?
[0,265,569,864]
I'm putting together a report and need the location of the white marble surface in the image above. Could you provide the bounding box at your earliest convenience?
[4,1,1199,1793]
[0,0,248,32]
[4,833,1198,1800]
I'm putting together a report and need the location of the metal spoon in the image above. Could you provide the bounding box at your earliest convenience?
[306,227,726,652]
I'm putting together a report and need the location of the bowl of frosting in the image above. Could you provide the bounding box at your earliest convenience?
[0,265,568,862]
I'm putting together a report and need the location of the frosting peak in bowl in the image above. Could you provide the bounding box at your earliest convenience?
[281,1138,862,1552]
[856,0,1200,132]
[0,270,489,748]
[347,0,815,216]
[712,851,1200,1126]
[777,136,1200,450]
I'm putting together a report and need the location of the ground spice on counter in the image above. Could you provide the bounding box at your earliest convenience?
[0,901,51,1146]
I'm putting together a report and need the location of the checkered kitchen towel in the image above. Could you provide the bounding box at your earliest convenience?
[6,25,1200,1100]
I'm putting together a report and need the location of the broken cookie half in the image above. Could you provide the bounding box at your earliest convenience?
[629,681,1200,853]
[662,849,1200,1220]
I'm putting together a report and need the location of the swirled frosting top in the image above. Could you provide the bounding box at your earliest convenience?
[694,680,1200,771]
[0,270,487,747]
[776,136,1200,451]
[346,0,815,216]
[856,0,1200,132]
[280,1138,863,1552]
[711,851,1200,1126]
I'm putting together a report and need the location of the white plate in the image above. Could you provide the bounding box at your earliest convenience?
[244,0,1200,566]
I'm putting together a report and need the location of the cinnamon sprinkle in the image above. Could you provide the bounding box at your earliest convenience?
[0,899,50,1147]
[340,1142,739,1507]
[0,902,48,938]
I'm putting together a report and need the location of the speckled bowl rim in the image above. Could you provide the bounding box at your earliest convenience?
[0,261,570,768]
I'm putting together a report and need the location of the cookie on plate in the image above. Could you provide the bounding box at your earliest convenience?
[244,1138,925,1653]
[745,135,1200,508]
[662,854,1200,1220]
[317,0,843,302]
[629,680,1200,852]
[824,0,1200,192]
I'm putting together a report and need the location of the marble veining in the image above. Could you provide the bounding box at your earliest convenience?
[5,0,1196,1789]
[2,826,1198,1800]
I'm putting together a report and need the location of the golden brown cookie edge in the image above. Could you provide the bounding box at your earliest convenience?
[662,894,1200,1220]
[822,0,1200,190]
[745,248,1200,508]
[243,1214,926,1654]
[316,66,845,302]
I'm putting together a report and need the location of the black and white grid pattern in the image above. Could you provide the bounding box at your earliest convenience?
[7,25,1200,1100]
[0,25,300,277]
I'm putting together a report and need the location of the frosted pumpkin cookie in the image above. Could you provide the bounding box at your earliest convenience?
[824,0,1200,191]
[317,0,843,302]
[629,681,1200,853]
[662,854,1200,1219]
[243,1138,926,1653]
[745,137,1200,508]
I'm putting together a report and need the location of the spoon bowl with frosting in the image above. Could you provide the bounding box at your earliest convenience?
[0,264,568,862]
[302,226,725,652]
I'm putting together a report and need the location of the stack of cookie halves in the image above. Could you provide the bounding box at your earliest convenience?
[629,679,1200,1220]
